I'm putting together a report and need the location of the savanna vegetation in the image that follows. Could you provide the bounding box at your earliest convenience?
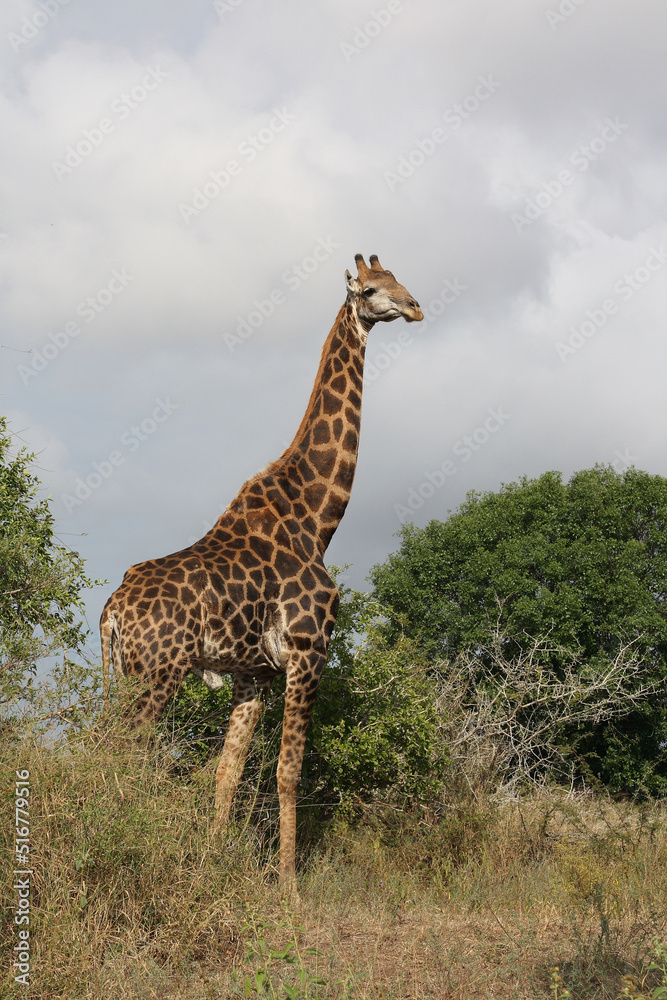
[0,416,96,711]
[371,467,667,796]
[1,426,666,999]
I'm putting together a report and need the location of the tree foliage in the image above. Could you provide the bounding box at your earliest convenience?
[306,584,448,809]
[370,467,667,794]
[0,417,95,709]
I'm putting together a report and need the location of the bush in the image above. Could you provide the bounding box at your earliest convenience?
[0,416,97,715]
[371,467,667,794]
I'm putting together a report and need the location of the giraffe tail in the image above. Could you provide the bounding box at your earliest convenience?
[100,609,123,715]
[101,613,111,715]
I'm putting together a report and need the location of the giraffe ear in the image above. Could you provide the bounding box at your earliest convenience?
[345,269,360,296]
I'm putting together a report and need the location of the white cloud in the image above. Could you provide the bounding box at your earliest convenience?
[1,0,666,622]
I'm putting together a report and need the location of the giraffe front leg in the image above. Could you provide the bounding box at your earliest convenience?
[214,674,271,830]
[276,649,325,890]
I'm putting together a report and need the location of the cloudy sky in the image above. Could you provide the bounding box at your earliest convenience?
[2,0,666,660]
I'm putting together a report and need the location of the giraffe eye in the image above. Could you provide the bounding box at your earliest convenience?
[363,288,376,297]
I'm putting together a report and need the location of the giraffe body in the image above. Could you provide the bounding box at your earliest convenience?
[100,254,423,886]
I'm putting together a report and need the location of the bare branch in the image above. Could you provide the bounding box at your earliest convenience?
[434,632,658,799]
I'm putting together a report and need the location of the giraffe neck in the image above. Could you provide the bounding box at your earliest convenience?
[250,300,368,555]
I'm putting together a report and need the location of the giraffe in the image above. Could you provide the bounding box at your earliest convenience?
[100,253,423,887]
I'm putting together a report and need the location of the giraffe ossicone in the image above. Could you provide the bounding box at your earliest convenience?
[100,253,423,887]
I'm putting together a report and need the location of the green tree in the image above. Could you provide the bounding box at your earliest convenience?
[0,417,95,710]
[370,467,667,794]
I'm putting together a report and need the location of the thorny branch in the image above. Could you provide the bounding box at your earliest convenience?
[434,629,658,799]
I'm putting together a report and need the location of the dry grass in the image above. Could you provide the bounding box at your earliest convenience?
[2,721,666,1000]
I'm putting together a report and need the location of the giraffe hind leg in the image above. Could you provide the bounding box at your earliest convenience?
[126,657,190,728]
[214,674,272,830]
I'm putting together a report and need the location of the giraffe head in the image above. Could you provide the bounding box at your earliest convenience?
[345,253,423,329]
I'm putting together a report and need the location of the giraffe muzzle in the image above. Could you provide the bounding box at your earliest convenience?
[403,299,424,323]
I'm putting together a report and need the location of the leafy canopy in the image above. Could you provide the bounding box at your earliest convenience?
[370,467,667,794]
[0,417,95,707]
